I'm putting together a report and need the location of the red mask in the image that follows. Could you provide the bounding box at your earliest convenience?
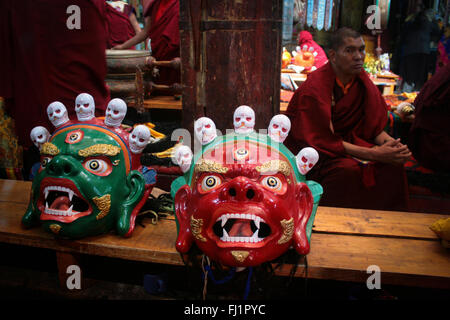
[173,133,322,267]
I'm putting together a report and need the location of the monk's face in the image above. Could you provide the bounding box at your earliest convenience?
[330,36,366,76]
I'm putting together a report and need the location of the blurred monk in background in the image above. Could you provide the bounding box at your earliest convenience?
[105,0,142,49]
[112,0,180,84]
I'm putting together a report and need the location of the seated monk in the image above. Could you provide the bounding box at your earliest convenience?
[409,63,450,173]
[284,27,411,211]
[112,0,180,85]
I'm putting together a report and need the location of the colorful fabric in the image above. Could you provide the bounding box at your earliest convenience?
[436,34,450,69]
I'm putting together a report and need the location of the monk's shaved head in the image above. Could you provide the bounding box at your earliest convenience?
[329,27,362,51]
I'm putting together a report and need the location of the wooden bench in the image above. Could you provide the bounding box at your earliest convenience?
[0,179,449,290]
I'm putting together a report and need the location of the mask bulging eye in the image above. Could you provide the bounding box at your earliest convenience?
[40,156,53,169]
[83,158,112,176]
[199,175,223,193]
[260,175,286,194]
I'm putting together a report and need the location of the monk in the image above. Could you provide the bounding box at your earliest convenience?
[0,0,110,148]
[112,0,180,84]
[105,0,141,49]
[409,63,450,173]
[285,28,411,211]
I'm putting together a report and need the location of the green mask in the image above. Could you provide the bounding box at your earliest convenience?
[23,122,154,239]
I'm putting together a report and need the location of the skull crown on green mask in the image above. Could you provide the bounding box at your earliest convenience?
[23,95,154,239]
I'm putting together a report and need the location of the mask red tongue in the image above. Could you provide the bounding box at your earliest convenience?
[50,196,70,211]
[228,220,254,237]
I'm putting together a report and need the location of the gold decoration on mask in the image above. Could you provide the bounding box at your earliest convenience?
[278,217,294,244]
[78,144,121,158]
[41,142,60,156]
[256,160,291,177]
[112,160,120,166]
[190,216,207,242]
[49,224,61,234]
[194,159,229,174]
[93,194,111,220]
[231,251,249,263]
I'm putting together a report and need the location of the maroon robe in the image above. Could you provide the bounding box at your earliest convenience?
[105,2,136,49]
[409,63,450,172]
[0,0,110,148]
[285,63,409,211]
[144,0,180,85]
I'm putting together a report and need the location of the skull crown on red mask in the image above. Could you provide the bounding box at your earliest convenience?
[172,107,323,267]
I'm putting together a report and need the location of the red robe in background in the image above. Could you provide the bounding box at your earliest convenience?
[409,63,450,172]
[0,0,110,148]
[144,0,180,85]
[284,63,409,211]
[105,1,136,49]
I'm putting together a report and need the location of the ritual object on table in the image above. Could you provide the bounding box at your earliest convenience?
[105,49,182,108]
[22,94,156,239]
[170,106,323,268]
[363,53,381,76]
[396,101,415,117]
[291,45,318,73]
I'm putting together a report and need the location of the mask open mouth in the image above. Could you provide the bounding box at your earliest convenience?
[212,213,271,245]
[38,181,92,223]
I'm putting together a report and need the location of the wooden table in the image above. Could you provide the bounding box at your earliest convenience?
[281,71,399,105]
[0,179,449,289]
[128,95,182,110]
[372,77,398,95]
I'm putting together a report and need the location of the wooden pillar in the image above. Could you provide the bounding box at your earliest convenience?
[180,0,283,137]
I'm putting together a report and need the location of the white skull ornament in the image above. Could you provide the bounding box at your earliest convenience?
[129,125,151,154]
[105,98,127,127]
[30,126,50,150]
[47,101,69,128]
[296,147,319,175]
[268,114,291,143]
[75,93,95,121]
[172,145,193,173]
[233,105,255,134]
[194,117,217,145]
